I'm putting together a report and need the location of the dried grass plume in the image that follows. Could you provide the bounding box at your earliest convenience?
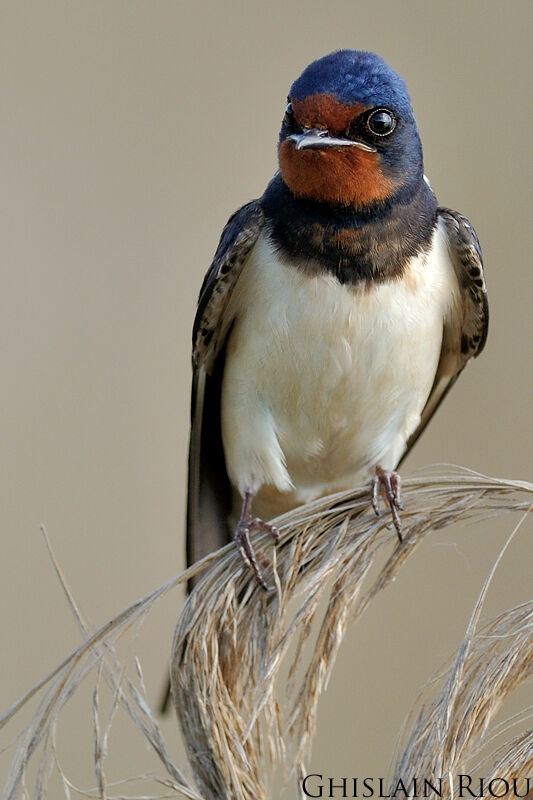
[1,466,532,799]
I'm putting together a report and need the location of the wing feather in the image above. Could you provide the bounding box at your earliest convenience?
[186,200,265,581]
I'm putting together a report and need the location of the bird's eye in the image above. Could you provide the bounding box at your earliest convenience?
[285,101,293,118]
[366,108,396,136]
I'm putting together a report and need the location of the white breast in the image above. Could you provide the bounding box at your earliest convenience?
[221,221,460,518]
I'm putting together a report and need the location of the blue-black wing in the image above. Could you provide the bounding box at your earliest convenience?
[187,201,265,580]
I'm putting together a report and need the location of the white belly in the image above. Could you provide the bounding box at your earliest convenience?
[221,223,459,517]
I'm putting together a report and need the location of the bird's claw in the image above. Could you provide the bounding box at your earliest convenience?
[250,517,280,542]
[234,516,279,591]
[371,467,404,541]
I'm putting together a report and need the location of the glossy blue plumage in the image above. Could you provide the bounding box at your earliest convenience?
[289,50,413,117]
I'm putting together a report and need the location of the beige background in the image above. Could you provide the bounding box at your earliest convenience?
[1,0,532,795]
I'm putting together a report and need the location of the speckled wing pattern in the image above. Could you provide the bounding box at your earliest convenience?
[401,207,489,459]
[187,200,265,580]
[193,201,265,371]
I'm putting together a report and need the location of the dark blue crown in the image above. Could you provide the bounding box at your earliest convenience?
[290,50,413,117]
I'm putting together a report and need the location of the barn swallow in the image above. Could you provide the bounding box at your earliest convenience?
[186,49,488,592]
[161,48,488,712]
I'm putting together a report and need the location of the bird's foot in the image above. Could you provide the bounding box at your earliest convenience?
[371,466,404,541]
[234,491,280,590]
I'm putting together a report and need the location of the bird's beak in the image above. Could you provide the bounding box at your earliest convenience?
[288,128,377,152]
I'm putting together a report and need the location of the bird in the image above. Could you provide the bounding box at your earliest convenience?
[160,49,488,711]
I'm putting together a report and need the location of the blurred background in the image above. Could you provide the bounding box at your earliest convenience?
[1,0,531,795]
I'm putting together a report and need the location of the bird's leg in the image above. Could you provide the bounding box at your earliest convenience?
[371,466,404,541]
[234,490,280,590]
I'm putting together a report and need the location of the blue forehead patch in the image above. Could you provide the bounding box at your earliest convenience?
[290,50,413,117]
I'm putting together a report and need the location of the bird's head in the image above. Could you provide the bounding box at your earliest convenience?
[278,50,423,209]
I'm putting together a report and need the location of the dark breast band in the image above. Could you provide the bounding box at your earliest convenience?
[261,174,438,285]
